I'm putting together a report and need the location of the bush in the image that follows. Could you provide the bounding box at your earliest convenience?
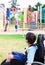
[10,16,15,21]
[10,16,15,24]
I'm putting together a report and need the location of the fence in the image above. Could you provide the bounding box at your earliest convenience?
[19,22,45,30]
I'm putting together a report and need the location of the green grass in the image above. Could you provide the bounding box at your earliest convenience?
[0,34,25,39]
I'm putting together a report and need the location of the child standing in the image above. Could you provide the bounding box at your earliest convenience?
[15,18,18,32]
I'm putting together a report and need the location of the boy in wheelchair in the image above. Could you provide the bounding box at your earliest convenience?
[1,33,44,65]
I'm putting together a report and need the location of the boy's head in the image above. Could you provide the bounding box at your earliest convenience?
[26,32,36,45]
[7,8,9,10]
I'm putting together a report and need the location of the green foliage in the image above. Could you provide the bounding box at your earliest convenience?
[35,2,42,10]
[11,0,19,8]
[18,12,24,21]
[11,4,16,8]
[31,2,42,11]
[10,16,15,21]
[35,2,42,7]
[32,7,37,12]
[42,4,45,8]
[11,0,17,8]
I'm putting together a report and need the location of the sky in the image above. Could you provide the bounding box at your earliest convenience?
[0,0,45,9]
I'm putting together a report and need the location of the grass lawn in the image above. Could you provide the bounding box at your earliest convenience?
[0,34,27,63]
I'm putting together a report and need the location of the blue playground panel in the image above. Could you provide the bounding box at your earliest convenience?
[42,8,45,23]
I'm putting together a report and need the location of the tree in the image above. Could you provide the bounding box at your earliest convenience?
[11,0,17,8]
[42,4,45,8]
[35,2,42,10]
[9,0,19,8]
[32,7,37,12]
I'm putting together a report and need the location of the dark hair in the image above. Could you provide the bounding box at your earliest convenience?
[7,8,9,10]
[26,32,36,44]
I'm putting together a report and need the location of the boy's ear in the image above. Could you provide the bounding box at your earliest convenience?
[26,40,28,42]
[26,40,28,43]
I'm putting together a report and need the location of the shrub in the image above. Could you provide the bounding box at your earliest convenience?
[10,16,15,21]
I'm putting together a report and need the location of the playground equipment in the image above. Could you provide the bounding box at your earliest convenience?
[42,8,45,23]
[0,4,5,31]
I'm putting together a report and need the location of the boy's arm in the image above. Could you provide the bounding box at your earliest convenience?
[27,46,37,65]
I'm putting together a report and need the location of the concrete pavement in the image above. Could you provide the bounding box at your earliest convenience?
[0,29,45,34]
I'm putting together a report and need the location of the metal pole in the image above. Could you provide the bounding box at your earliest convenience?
[23,8,27,30]
[36,11,37,27]
[40,5,42,29]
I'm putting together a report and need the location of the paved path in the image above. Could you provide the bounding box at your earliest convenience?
[0,29,45,34]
